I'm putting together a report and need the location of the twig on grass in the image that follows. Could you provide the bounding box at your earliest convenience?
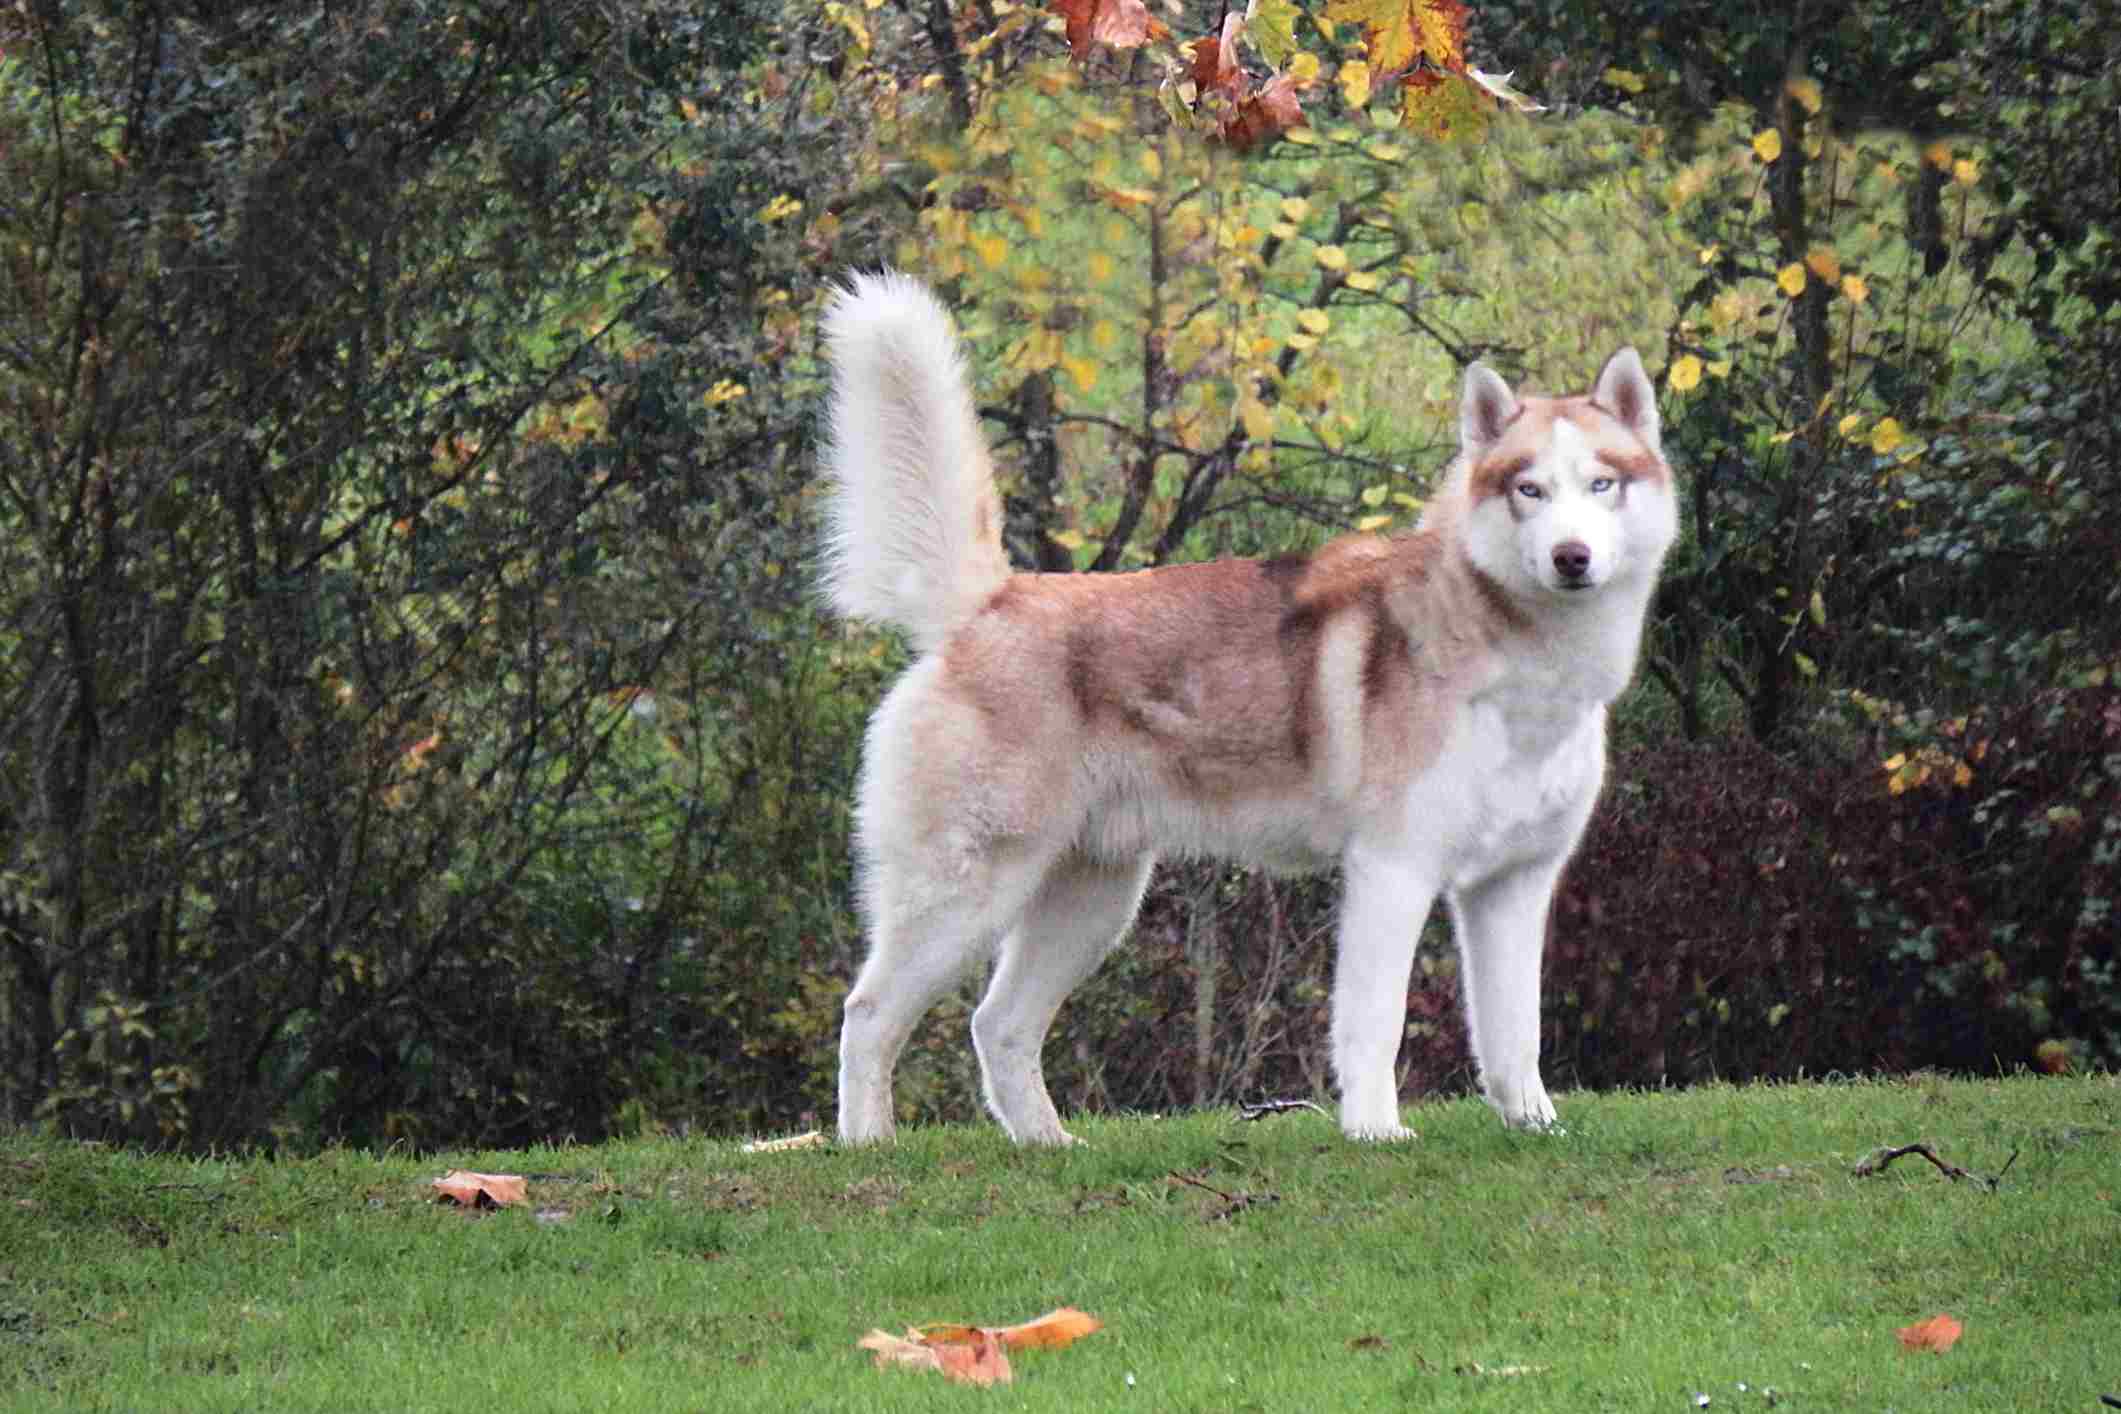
[1166,1169,1279,1221]
[1234,1098,1329,1122]
[1853,1141,2017,1191]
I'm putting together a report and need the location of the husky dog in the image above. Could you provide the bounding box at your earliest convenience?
[819,272,1676,1145]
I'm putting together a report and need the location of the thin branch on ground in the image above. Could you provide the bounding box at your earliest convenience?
[1853,1141,2017,1191]
[1234,1097,1329,1122]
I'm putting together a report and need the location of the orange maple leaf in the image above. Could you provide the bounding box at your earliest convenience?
[1896,1313,1964,1353]
[1050,0,1167,63]
[431,1170,529,1208]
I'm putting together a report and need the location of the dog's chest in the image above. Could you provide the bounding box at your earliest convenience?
[1403,690,1606,884]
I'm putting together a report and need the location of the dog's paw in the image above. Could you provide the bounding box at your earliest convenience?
[1484,1082,1559,1134]
[1344,1122,1420,1144]
[1009,1124,1084,1148]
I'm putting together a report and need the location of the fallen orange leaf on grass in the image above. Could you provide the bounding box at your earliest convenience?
[431,1170,529,1208]
[858,1308,1103,1386]
[1896,1313,1964,1352]
[859,1328,1012,1386]
[920,1307,1104,1351]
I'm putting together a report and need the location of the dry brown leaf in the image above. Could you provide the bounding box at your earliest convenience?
[431,1170,528,1208]
[1896,1313,1964,1352]
[1219,72,1310,151]
[859,1328,1013,1386]
[1189,13,1246,97]
[1050,0,1167,63]
[860,1307,1101,1384]
[937,1331,1011,1386]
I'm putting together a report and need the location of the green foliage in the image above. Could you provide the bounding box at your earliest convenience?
[0,0,821,1145]
[3,0,2117,1148]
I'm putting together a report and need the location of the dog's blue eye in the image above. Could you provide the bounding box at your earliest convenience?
[1591,476,1616,494]
[1515,482,1543,500]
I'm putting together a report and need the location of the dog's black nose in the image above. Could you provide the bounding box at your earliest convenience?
[1552,541,1592,581]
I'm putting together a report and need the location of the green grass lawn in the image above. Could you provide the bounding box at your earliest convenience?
[4,1074,2116,1411]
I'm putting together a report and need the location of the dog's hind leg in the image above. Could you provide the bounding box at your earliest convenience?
[971,851,1154,1146]
[1450,854,1568,1131]
[838,837,1053,1145]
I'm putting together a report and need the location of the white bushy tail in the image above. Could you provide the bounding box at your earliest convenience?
[819,272,1011,656]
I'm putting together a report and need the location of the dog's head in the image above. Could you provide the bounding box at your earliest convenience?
[1454,349,1677,600]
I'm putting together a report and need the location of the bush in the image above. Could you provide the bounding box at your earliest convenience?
[1551,678,2121,1091]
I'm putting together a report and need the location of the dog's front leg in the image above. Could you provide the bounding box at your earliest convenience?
[1331,848,1437,1141]
[1450,856,1568,1131]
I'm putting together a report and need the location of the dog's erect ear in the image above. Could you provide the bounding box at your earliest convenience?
[1459,363,1519,455]
[1592,347,1661,456]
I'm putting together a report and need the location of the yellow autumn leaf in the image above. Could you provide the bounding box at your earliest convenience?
[1709,288,1748,332]
[1286,332,1318,352]
[1668,354,1703,392]
[1698,243,1721,266]
[1315,244,1349,271]
[1239,396,1276,442]
[1280,196,1311,222]
[1060,353,1098,394]
[972,232,1008,269]
[1048,528,1085,551]
[757,193,804,224]
[1870,417,1906,455]
[1602,67,1646,94]
[1784,76,1823,114]
[1087,250,1114,284]
[1355,513,1392,532]
[1952,157,1979,186]
[1296,308,1331,335]
[1338,60,1371,110]
[1805,246,1841,282]
[1752,128,1783,163]
[1344,269,1382,292]
[1777,262,1808,297]
[1841,272,1870,304]
[1837,413,1865,437]
[1923,140,1954,171]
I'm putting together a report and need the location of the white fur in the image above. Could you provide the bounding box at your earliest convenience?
[820,274,1676,1145]
[818,272,1010,655]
